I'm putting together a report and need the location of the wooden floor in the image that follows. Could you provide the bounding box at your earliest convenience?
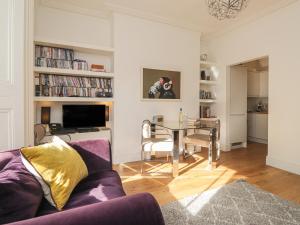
[114,142,300,206]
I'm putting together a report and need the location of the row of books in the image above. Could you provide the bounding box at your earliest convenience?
[35,45,107,73]
[37,74,112,89]
[36,86,113,98]
[35,74,113,98]
[200,90,213,99]
[73,60,88,71]
[35,58,73,69]
[35,46,74,61]
[200,106,211,118]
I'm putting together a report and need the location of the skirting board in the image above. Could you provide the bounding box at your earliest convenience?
[248,137,268,144]
[267,156,300,175]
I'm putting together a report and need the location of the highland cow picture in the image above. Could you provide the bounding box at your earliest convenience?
[142,68,181,100]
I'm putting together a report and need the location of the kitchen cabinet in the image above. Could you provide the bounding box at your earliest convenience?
[247,71,268,97]
[247,113,268,143]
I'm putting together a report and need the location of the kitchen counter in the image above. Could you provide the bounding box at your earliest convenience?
[247,111,268,114]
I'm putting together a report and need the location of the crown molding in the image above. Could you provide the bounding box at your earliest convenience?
[38,0,201,32]
[38,0,112,19]
[105,2,201,32]
[202,0,298,41]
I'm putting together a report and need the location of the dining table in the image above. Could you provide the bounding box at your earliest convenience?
[153,121,218,177]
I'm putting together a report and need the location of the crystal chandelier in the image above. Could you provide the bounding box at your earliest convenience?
[206,0,248,20]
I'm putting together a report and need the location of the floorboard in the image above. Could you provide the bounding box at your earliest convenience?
[114,142,300,205]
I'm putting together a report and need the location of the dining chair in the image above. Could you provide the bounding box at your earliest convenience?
[141,120,174,174]
[183,118,220,168]
[34,124,71,145]
[34,124,47,145]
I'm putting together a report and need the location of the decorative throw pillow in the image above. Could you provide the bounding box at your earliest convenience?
[0,156,43,224]
[20,136,88,210]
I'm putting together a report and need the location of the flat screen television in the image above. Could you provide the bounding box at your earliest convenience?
[63,105,106,128]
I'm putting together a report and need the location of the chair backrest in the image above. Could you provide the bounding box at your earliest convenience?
[198,118,220,141]
[34,124,46,145]
[142,120,152,140]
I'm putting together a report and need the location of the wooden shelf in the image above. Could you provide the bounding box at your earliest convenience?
[199,80,217,85]
[34,97,114,102]
[199,99,216,103]
[34,38,114,55]
[34,67,114,78]
[200,61,216,66]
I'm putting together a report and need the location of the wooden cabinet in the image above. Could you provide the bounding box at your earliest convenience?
[247,113,268,143]
[259,71,269,97]
[256,114,268,140]
[247,72,260,97]
[247,71,268,97]
[247,113,255,137]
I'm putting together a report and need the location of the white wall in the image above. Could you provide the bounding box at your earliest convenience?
[205,1,300,174]
[113,13,200,163]
[34,5,200,163]
[35,3,112,47]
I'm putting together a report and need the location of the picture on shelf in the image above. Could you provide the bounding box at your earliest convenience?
[142,68,181,100]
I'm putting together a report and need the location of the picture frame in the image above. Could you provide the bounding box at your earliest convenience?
[141,67,181,101]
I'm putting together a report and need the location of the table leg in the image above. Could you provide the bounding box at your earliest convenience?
[172,130,180,177]
[208,136,218,170]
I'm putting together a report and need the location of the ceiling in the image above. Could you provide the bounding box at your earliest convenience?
[40,0,298,38]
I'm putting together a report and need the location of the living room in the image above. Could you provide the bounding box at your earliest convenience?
[1,0,300,225]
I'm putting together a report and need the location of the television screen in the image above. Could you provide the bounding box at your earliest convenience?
[63,105,106,128]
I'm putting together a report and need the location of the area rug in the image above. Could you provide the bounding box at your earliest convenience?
[161,180,300,225]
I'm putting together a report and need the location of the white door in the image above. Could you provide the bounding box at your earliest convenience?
[0,0,25,151]
[229,66,247,146]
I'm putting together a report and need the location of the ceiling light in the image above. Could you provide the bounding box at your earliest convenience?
[206,0,249,20]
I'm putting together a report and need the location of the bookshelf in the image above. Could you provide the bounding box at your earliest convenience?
[33,38,114,101]
[199,60,218,118]
[199,99,216,103]
[199,80,217,85]
[34,67,114,78]
[34,97,114,102]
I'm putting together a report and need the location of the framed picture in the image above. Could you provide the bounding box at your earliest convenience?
[141,68,181,100]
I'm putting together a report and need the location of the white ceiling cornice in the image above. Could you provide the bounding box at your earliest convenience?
[104,2,202,32]
[39,0,112,19]
[38,0,298,38]
[38,0,201,32]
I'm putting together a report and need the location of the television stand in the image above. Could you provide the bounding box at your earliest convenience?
[77,127,100,133]
[41,128,111,144]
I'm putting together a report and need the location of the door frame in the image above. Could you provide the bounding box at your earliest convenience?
[226,55,269,151]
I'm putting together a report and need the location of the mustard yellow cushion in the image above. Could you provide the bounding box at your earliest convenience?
[20,136,88,210]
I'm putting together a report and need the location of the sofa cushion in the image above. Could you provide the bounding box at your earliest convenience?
[21,136,88,210]
[0,152,43,224]
[37,170,126,216]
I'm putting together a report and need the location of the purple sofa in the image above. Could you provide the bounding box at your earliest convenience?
[0,139,165,225]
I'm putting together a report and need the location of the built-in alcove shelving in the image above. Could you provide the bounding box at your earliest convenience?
[199,60,219,118]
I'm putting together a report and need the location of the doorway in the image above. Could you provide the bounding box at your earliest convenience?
[228,57,269,150]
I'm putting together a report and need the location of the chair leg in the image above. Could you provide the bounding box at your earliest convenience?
[208,142,212,169]
[217,142,221,161]
[141,150,144,174]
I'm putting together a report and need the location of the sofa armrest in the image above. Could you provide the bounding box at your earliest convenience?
[8,193,165,225]
[69,139,112,174]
